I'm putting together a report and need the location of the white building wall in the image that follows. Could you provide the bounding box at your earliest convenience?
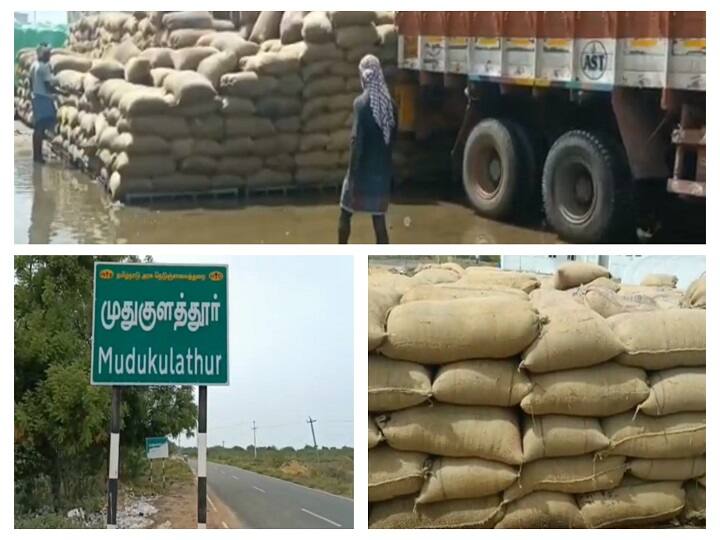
[615,256,705,289]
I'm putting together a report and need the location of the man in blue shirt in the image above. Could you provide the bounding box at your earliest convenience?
[29,45,57,163]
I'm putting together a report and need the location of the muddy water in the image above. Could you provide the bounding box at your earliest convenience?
[15,126,562,244]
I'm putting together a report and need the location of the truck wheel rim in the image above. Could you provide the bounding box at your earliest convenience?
[469,146,502,200]
[556,159,596,225]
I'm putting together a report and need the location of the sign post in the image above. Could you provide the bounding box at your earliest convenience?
[107,387,121,529]
[145,437,170,460]
[92,262,229,529]
[197,386,208,529]
[146,436,170,488]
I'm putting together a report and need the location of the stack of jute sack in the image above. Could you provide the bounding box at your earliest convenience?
[369,263,540,528]
[67,15,99,55]
[566,264,705,318]
[156,11,237,49]
[217,25,305,189]
[55,85,100,170]
[15,48,39,124]
[294,11,362,186]
[368,261,706,529]
[91,67,239,198]
[21,11,401,199]
[67,12,240,56]
[24,50,100,167]
[67,12,156,58]
[68,12,136,57]
[294,11,396,186]
[15,48,94,118]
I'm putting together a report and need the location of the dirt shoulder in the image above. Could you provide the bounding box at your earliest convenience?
[127,457,242,529]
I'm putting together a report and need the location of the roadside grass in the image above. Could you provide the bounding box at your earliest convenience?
[15,457,194,528]
[126,457,194,497]
[14,513,92,529]
[14,493,105,529]
[203,447,353,498]
[14,475,105,529]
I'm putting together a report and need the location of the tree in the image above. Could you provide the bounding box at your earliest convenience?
[14,256,198,512]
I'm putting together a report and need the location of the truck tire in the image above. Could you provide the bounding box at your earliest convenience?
[462,119,524,220]
[506,120,544,219]
[542,130,632,243]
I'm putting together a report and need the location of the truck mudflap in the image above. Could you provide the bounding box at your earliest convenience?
[668,104,706,198]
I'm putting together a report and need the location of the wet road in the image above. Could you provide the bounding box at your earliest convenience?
[14,124,702,245]
[14,126,559,244]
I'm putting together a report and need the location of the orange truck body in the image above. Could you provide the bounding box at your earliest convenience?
[396,11,705,92]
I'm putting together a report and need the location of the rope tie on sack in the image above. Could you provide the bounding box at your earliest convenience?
[422,457,433,478]
[527,401,537,433]
[413,457,435,514]
[375,414,389,434]
[516,459,524,488]
[369,414,386,444]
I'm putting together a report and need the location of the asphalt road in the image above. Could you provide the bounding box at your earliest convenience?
[188,459,353,529]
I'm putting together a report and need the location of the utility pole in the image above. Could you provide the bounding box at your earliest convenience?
[307,417,319,462]
[252,421,257,460]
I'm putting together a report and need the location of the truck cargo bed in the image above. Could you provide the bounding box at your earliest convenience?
[397,12,705,92]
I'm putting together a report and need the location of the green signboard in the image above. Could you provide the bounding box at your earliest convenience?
[145,437,170,459]
[91,262,229,385]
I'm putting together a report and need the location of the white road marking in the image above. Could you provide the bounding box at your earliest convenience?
[296,485,353,502]
[300,508,342,528]
[207,496,217,512]
[221,521,229,529]
[252,486,266,494]
[232,475,240,480]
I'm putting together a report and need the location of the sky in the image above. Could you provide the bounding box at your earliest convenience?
[151,255,354,450]
[15,11,67,25]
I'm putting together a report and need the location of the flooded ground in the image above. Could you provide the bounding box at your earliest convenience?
[14,123,702,245]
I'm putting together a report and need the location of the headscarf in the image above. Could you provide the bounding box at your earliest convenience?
[358,55,395,145]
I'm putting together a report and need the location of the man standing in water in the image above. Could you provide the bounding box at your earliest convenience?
[339,55,397,244]
[29,45,57,164]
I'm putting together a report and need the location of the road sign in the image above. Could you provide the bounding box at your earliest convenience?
[91,262,229,385]
[146,437,169,459]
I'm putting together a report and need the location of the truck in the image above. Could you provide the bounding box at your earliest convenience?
[394,11,706,242]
